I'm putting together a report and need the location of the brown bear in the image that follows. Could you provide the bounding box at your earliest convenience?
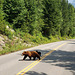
[22,51,40,60]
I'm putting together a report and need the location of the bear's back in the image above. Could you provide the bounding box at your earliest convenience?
[30,51,40,57]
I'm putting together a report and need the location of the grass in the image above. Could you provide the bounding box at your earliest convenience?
[0,32,75,55]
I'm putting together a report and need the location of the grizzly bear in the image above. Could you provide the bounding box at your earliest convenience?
[22,51,40,60]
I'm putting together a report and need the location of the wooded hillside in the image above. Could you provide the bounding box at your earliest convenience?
[0,0,75,54]
[0,0,75,37]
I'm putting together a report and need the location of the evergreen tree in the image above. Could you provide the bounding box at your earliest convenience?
[43,0,63,37]
[21,0,44,34]
[29,0,44,35]
[73,10,75,36]
[0,0,5,34]
[3,0,25,24]
[21,0,35,33]
[61,0,69,36]
[68,4,75,36]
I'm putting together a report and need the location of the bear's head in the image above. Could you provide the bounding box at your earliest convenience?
[22,51,28,55]
[22,51,31,56]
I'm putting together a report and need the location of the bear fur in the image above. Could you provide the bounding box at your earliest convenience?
[36,50,41,56]
[22,51,40,60]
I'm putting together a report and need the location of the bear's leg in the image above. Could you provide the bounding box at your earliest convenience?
[37,56,40,60]
[23,55,27,60]
[29,56,31,60]
[33,57,36,60]
[39,57,40,60]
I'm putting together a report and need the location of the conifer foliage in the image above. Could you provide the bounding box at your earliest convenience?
[0,0,5,34]
[0,0,75,37]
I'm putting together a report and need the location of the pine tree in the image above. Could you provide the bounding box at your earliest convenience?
[68,4,75,36]
[61,0,69,36]
[3,0,25,24]
[0,0,5,34]
[20,0,44,34]
[29,0,44,35]
[43,0,63,37]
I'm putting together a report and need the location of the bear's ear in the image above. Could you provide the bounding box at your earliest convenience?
[24,51,26,53]
[22,51,26,55]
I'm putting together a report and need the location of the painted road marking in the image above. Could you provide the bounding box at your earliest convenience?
[16,42,67,75]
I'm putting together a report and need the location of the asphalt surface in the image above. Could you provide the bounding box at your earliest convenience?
[0,40,75,75]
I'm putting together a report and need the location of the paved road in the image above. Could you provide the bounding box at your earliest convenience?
[0,40,75,75]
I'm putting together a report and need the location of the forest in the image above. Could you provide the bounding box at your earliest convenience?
[0,0,75,37]
[0,0,75,54]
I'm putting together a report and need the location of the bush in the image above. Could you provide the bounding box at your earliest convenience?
[0,22,6,34]
[5,29,14,39]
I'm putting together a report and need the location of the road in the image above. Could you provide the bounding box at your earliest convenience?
[0,40,75,75]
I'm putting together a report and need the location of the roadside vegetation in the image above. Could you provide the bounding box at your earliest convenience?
[0,0,75,55]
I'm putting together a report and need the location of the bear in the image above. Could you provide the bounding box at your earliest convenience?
[22,51,40,60]
[36,50,41,56]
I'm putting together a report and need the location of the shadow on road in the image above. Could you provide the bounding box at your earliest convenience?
[42,50,75,73]
[24,71,47,75]
[18,49,75,75]
[69,43,75,44]
[18,49,50,61]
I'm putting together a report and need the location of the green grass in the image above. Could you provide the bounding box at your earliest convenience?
[0,32,75,55]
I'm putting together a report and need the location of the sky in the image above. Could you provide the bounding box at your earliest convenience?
[68,0,75,7]
[68,0,73,3]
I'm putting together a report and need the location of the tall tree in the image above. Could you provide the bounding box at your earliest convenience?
[68,4,75,36]
[21,0,44,34]
[3,0,25,24]
[0,0,5,34]
[61,0,69,36]
[29,0,44,35]
[43,0,63,37]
